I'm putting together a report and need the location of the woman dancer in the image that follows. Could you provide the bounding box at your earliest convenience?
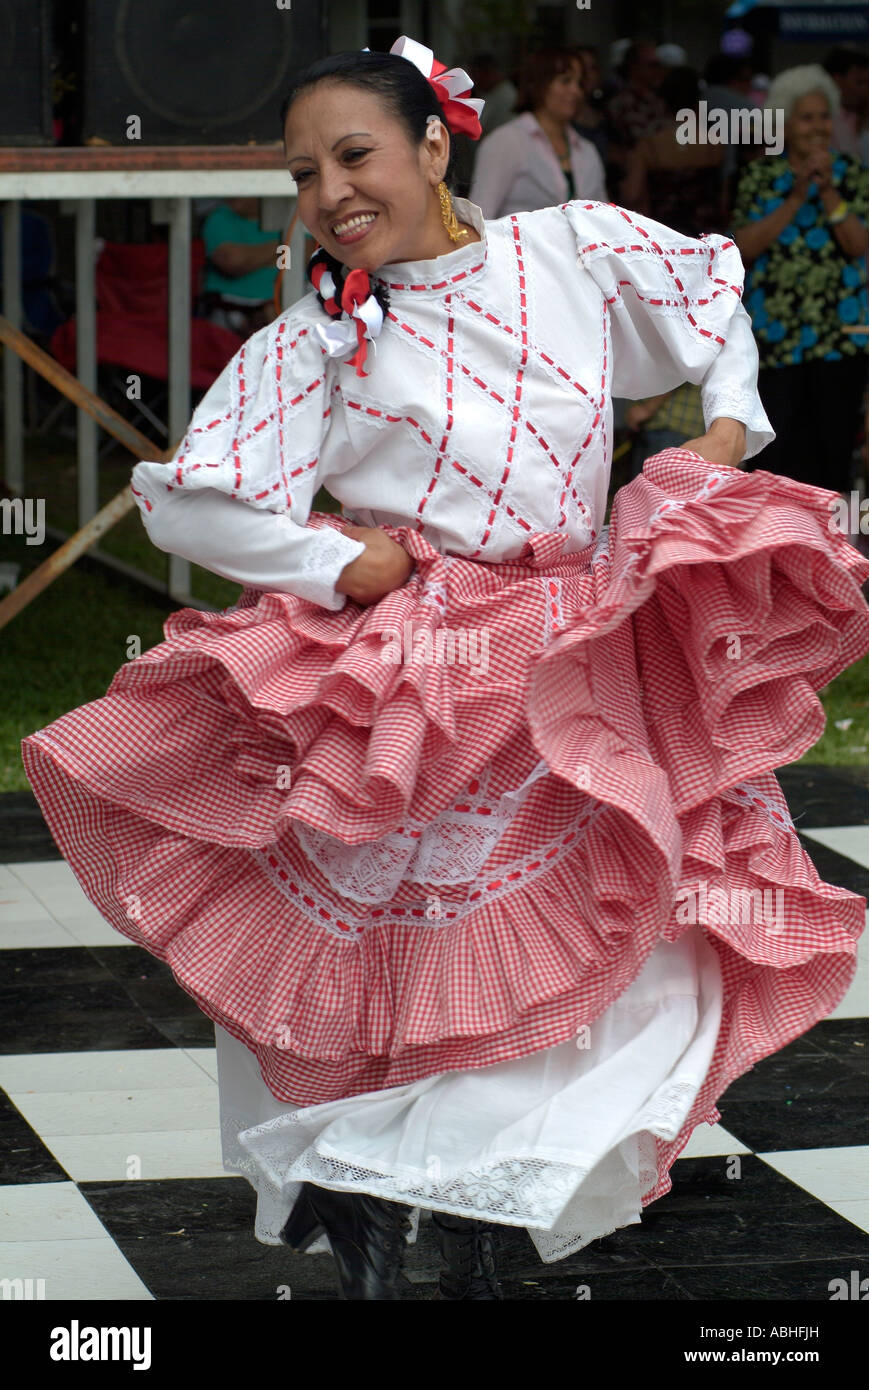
[22,37,869,1300]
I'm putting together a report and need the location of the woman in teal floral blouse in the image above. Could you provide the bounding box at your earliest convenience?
[730,63,869,491]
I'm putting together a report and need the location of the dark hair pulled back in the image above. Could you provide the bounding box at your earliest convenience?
[280,49,463,323]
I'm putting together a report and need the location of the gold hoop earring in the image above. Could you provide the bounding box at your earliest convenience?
[438,181,469,243]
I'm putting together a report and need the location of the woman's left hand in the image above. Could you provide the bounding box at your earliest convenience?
[679,417,747,469]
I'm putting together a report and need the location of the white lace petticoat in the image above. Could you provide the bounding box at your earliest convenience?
[215,924,723,1264]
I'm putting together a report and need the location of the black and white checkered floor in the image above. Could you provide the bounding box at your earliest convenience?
[1,767,868,1301]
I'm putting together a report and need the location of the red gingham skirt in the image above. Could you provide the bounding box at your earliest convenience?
[21,450,869,1209]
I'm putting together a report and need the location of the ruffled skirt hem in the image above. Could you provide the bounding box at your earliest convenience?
[215,923,724,1263]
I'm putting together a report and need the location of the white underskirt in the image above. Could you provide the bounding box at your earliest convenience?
[215,924,723,1263]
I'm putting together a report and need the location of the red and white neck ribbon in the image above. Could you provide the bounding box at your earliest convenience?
[311,264,383,377]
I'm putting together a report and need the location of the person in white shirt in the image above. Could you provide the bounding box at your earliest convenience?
[22,37,869,1309]
[470,47,607,217]
[823,45,869,159]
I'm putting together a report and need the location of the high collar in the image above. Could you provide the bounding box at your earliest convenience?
[373,197,488,295]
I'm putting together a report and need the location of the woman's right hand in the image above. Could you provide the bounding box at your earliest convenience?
[334,524,415,605]
[789,151,824,204]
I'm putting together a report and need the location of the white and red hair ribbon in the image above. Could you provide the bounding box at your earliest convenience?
[365,36,485,140]
[391,36,484,140]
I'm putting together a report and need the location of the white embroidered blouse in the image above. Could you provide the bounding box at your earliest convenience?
[130,196,775,611]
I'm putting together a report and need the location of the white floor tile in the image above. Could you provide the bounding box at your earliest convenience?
[42,1129,238,1182]
[823,1198,869,1235]
[6,861,79,889]
[9,1085,218,1139]
[679,1123,751,1159]
[0,1238,154,1299]
[0,862,131,945]
[0,891,59,927]
[0,1182,110,1242]
[757,1146,869,1203]
[0,918,78,949]
[58,919,135,947]
[8,861,107,920]
[801,826,869,871]
[0,1049,214,1094]
[182,1048,218,1082]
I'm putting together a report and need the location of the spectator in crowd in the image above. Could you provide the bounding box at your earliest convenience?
[470,47,607,218]
[471,53,517,136]
[657,43,687,69]
[453,52,518,195]
[857,84,869,165]
[605,38,668,196]
[730,64,869,492]
[703,52,759,190]
[620,64,724,484]
[625,384,706,478]
[603,38,632,101]
[200,197,282,339]
[621,65,726,236]
[572,45,608,165]
[823,46,869,158]
[704,52,755,110]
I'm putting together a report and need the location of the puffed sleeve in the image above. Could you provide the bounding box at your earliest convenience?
[129,310,365,610]
[562,200,775,461]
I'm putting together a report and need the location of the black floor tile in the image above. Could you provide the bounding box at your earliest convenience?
[0,981,170,1053]
[717,1094,869,1150]
[630,1154,822,1214]
[0,1090,69,1184]
[805,1017,869,1080]
[0,791,61,861]
[723,1041,867,1104]
[796,835,869,900]
[776,763,869,828]
[663,1257,869,1300]
[150,1014,221,1048]
[623,1194,869,1268]
[0,945,203,1052]
[89,946,207,1025]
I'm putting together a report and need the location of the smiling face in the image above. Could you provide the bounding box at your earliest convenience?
[786,89,833,159]
[283,80,454,271]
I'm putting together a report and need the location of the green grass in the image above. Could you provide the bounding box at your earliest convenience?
[2,434,868,793]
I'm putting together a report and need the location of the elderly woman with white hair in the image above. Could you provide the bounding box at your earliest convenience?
[731,63,869,492]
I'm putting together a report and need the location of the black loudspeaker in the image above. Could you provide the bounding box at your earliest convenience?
[0,0,53,145]
[81,0,329,145]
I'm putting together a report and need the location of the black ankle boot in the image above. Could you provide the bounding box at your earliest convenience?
[281,1182,414,1300]
[431,1210,504,1300]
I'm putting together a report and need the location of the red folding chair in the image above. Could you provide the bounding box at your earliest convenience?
[50,238,244,447]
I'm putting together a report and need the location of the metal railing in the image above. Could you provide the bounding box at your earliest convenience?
[0,145,305,618]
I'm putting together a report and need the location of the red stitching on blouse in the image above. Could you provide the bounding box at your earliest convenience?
[378,258,487,293]
[130,483,152,512]
[470,216,529,557]
[415,296,455,526]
